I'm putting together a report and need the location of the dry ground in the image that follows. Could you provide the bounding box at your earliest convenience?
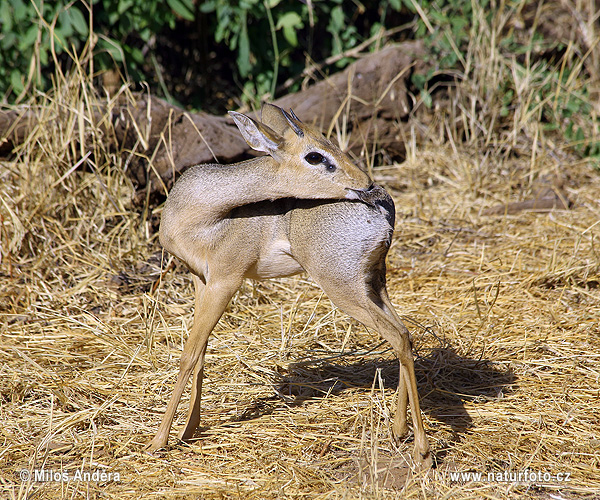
[2,118,599,499]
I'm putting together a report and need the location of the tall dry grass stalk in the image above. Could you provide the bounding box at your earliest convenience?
[408,0,600,180]
[0,45,154,316]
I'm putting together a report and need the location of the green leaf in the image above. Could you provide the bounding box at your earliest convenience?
[167,0,194,21]
[452,16,469,31]
[421,89,432,108]
[402,0,417,14]
[67,6,89,37]
[430,11,448,25]
[19,24,39,52]
[53,26,68,53]
[276,12,303,31]
[237,11,251,77]
[39,45,48,65]
[0,2,13,31]
[126,45,144,64]
[118,0,134,15]
[199,2,216,13]
[108,10,119,25]
[240,0,259,8]
[329,5,344,33]
[10,70,24,93]
[13,0,28,23]
[57,10,74,39]
[542,122,559,132]
[180,0,195,13]
[215,8,231,42]
[99,38,124,62]
[411,72,427,90]
[1,32,17,50]
[276,11,302,47]
[139,27,152,42]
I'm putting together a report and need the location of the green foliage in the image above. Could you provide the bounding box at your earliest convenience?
[0,0,89,99]
[91,0,193,81]
[198,0,393,104]
[553,82,600,162]
[0,0,193,102]
[499,33,600,163]
[1,0,598,163]
[403,0,600,161]
[0,0,479,106]
[402,0,481,92]
[0,0,408,105]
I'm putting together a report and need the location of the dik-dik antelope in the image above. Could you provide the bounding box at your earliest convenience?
[146,104,432,467]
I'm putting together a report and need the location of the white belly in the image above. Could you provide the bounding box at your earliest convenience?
[247,240,304,280]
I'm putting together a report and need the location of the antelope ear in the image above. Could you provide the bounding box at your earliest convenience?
[229,111,283,153]
[281,108,304,138]
[260,103,290,135]
[260,103,305,138]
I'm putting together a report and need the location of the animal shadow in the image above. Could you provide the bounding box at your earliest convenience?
[233,343,516,450]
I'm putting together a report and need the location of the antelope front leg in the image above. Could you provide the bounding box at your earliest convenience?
[145,279,239,453]
[380,293,409,440]
[178,351,205,441]
[398,348,432,468]
[363,301,432,467]
[392,371,409,439]
[179,275,207,441]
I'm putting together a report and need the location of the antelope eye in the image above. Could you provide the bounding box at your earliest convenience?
[305,152,324,165]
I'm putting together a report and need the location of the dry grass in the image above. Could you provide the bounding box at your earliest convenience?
[2,21,600,500]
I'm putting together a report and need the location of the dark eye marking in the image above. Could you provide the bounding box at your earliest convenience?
[305,152,325,165]
[305,152,337,172]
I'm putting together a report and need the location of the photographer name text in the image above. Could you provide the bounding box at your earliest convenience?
[20,468,120,483]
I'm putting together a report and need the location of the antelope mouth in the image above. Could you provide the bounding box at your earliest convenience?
[345,184,378,205]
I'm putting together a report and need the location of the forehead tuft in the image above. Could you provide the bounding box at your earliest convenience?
[302,126,333,147]
[280,118,344,154]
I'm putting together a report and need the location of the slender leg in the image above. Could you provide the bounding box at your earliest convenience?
[179,359,205,440]
[397,341,431,467]
[369,306,431,467]
[313,282,432,467]
[145,278,240,453]
[380,291,409,439]
[179,275,206,441]
[393,370,409,438]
